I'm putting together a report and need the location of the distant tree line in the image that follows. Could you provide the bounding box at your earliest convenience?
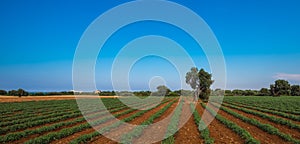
[212,79,300,96]
[0,89,76,97]
[0,89,29,97]
[1,79,299,97]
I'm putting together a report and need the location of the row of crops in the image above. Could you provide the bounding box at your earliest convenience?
[0,96,300,144]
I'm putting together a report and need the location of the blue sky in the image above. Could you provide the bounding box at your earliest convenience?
[0,0,300,91]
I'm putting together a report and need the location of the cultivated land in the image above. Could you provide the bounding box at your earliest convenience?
[0,96,299,144]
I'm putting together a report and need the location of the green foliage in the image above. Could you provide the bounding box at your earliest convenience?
[201,103,260,144]
[155,85,171,96]
[0,90,7,95]
[8,88,28,97]
[270,79,291,96]
[133,91,151,96]
[222,103,300,131]
[190,103,214,144]
[70,99,174,144]
[291,85,300,96]
[186,67,214,100]
[224,101,300,122]
[162,100,184,144]
[98,91,116,96]
[258,88,271,96]
[211,89,224,96]
[219,105,300,143]
[121,100,176,144]
[223,96,300,115]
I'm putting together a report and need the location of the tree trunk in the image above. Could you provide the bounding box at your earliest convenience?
[194,87,201,102]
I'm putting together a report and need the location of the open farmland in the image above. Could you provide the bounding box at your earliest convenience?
[0,96,300,144]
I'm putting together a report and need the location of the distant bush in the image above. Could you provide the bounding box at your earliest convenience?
[0,90,7,95]
[8,89,29,97]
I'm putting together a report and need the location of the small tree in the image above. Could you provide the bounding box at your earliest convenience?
[291,85,300,96]
[270,80,291,96]
[17,88,29,97]
[258,88,271,96]
[0,90,7,95]
[156,85,171,96]
[186,67,214,101]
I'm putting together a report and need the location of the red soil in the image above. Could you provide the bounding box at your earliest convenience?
[198,103,244,143]
[89,100,177,144]
[133,100,178,144]
[207,103,290,144]
[174,102,204,144]
[223,105,300,140]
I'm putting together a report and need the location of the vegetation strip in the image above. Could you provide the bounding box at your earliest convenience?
[120,100,177,144]
[26,99,172,144]
[0,103,135,143]
[225,102,300,121]
[201,103,259,144]
[190,103,214,144]
[161,99,184,144]
[222,103,300,131]
[214,103,300,143]
[69,99,174,144]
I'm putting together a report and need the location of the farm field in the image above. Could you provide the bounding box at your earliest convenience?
[0,96,300,144]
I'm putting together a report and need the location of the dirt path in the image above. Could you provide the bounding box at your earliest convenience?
[207,103,289,144]
[198,103,244,143]
[174,102,204,144]
[223,105,300,140]
[90,100,177,144]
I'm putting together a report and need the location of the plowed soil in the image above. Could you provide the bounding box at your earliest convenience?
[198,103,244,143]
[223,105,300,140]
[174,102,204,144]
[90,100,177,144]
[207,103,289,144]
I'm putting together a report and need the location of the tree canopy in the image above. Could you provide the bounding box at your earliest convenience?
[185,67,214,101]
[270,79,291,96]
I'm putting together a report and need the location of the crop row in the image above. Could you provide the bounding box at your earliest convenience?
[0,97,168,143]
[120,100,177,143]
[70,99,176,144]
[1,106,75,123]
[0,103,77,120]
[217,104,300,143]
[224,102,300,121]
[0,101,139,143]
[222,103,300,131]
[0,98,138,135]
[201,103,259,144]
[0,108,76,127]
[24,99,170,144]
[223,97,300,115]
[161,99,184,144]
[190,103,214,144]
[0,100,79,115]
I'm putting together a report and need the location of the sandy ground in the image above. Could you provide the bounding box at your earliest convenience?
[0,95,120,102]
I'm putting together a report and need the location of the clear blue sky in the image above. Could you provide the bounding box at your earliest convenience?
[0,0,300,91]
